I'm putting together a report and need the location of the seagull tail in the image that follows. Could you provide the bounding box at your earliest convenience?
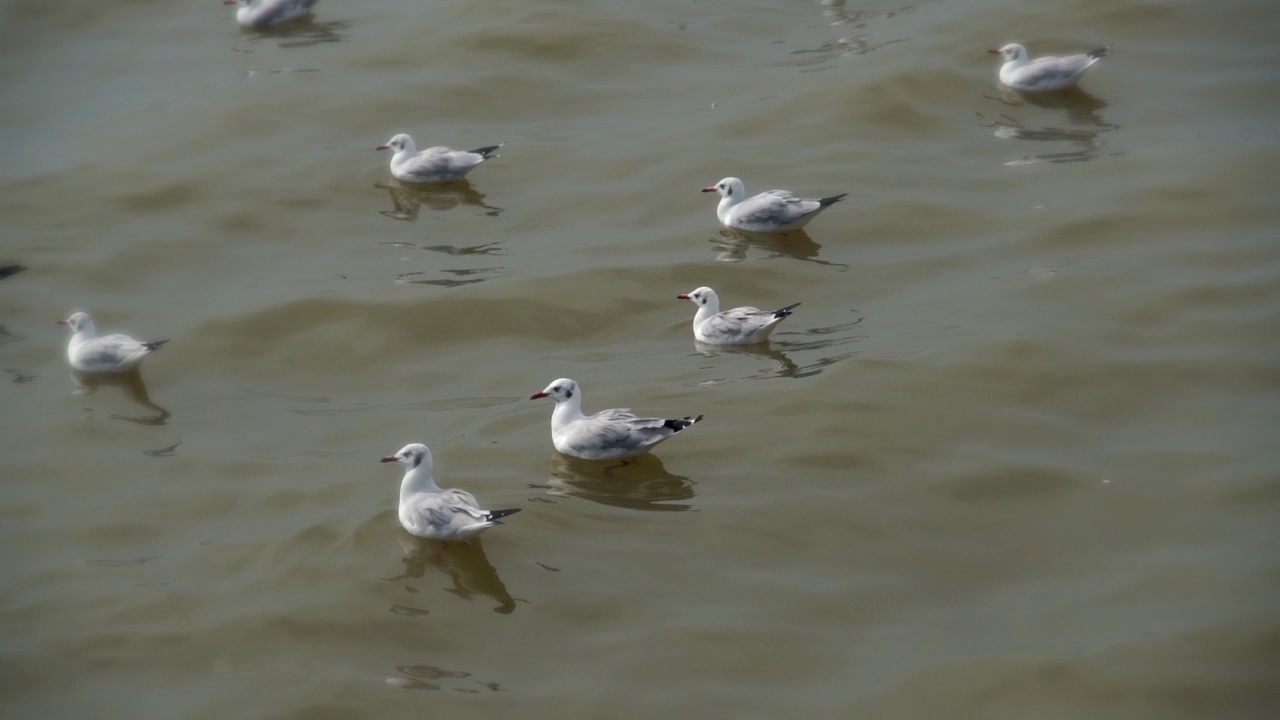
[773,302,802,319]
[469,143,505,159]
[0,264,26,280]
[818,193,848,208]
[664,415,704,433]
[485,508,522,523]
[142,339,170,352]
[1088,45,1112,60]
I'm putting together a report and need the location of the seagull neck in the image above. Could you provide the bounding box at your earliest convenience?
[552,393,587,426]
[693,297,721,325]
[400,465,441,499]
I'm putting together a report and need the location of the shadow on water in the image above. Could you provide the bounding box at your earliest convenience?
[978,88,1122,166]
[692,315,865,386]
[374,181,504,221]
[386,662,503,693]
[70,369,171,426]
[386,530,519,615]
[531,453,696,512]
[708,228,849,269]
[234,19,349,50]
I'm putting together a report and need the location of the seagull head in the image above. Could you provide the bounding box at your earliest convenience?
[702,177,745,201]
[531,378,579,403]
[57,311,94,334]
[989,44,1027,62]
[376,133,413,153]
[381,442,432,471]
[677,286,717,308]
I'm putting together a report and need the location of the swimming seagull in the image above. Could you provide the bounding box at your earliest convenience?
[58,312,168,373]
[224,0,319,27]
[531,378,703,462]
[380,443,521,543]
[702,177,847,233]
[678,286,800,345]
[989,43,1111,92]
[376,134,504,183]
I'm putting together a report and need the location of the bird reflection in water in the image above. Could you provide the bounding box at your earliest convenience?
[236,19,349,50]
[387,529,519,614]
[981,88,1120,166]
[537,453,696,512]
[70,369,170,426]
[375,181,503,222]
[709,228,849,269]
[692,315,865,385]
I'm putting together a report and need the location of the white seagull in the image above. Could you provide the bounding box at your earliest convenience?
[702,177,846,233]
[376,134,503,183]
[59,312,168,373]
[380,443,520,543]
[531,379,703,462]
[989,43,1111,92]
[224,0,319,27]
[678,286,800,345]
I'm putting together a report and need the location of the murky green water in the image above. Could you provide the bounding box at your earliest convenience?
[2,0,1278,717]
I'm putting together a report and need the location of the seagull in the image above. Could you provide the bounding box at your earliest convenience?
[531,378,703,462]
[223,0,319,27]
[58,312,168,373]
[989,43,1111,92]
[678,286,800,345]
[702,177,846,233]
[376,134,503,183]
[380,443,521,543]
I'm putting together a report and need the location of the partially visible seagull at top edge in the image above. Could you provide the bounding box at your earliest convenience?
[224,0,319,27]
[989,43,1111,92]
[531,378,703,462]
[59,312,169,373]
[380,442,521,544]
[377,134,504,183]
[678,286,800,346]
[702,177,846,233]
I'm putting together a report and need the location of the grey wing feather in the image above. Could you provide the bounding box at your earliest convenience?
[1019,55,1095,87]
[706,306,770,339]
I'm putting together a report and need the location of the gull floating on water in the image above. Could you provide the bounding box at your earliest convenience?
[224,0,318,27]
[989,43,1111,92]
[702,177,846,233]
[381,443,521,543]
[59,312,168,373]
[531,378,703,461]
[376,134,503,183]
[678,286,800,345]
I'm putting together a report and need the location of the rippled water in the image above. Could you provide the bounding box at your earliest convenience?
[2,0,1278,717]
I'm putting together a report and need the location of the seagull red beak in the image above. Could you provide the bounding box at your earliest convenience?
[379,455,397,463]
[701,185,717,193]
[223,0,236,5]
[677,293,690,299]
[987,48,1002,55]
[56,319,69,325]
[530,391,547,400]
[375,144,389,151]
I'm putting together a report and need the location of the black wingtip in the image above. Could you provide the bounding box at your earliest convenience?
[0,264,26,280]
[773,301,802,318]
[819,193,848,207]
[142,339,170,352]
[664,414,704,432]
[1088,45,1112,60]
[469,143,504,159]
[486,508,522,522]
